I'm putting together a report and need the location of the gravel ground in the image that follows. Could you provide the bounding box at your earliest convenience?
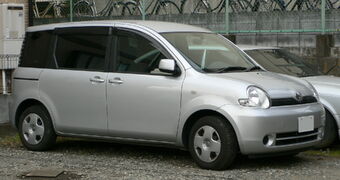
[0,136,340,180]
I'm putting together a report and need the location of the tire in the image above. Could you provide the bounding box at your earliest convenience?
[155,1,181,15]
[54,3,68,18]
[123,1,141,16]
[114,2,128,16]
[192,0,212,14]
[316,111,338,149]
[225,0,252,13]
[188,116,238,170]
[18,105,56,151]
[106,1,127,16]
[73,1,95,17]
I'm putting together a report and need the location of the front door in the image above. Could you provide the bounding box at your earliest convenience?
[107,29,183,142]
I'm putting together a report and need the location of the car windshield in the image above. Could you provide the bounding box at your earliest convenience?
[162,33,256,73]
[244,48,323,77]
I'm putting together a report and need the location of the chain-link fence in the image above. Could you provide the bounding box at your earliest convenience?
[30,0,340,76]
[32,0,340,34]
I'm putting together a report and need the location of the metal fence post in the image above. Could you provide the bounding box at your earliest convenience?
[70,0,73,22]
[321,0,325,34]
[225,0,229,34]
[28,0,34,26]
[141,0,146,20]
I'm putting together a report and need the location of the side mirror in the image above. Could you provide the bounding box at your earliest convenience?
[159,59,176,74]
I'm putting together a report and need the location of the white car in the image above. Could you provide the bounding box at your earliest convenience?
[239,45,339,147]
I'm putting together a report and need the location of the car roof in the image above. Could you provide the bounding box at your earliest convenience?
[27,20,211,33]
[237,44,280,51]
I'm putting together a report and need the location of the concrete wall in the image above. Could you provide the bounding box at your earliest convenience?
[0,95,9,124]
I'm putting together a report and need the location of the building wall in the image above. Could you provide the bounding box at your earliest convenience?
[0,0,26,123]
[0,0,28,28]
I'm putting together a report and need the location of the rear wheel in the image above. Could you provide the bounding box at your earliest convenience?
[123,1,141,16]
[73,0,96,17]
[192,0,212,13]
[155,1,181,15]
[188,116,238,170]
[18,105,56,151]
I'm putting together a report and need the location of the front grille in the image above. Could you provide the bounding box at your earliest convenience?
[271,96,317,107]
[275,129,319,146]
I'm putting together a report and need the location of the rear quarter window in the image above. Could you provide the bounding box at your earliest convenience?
[20,31,53,68]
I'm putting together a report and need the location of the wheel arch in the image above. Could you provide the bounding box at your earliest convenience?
[15,99,52,129]
[322,104,339,135]
[181,109,239,150]
[320,98,340,131]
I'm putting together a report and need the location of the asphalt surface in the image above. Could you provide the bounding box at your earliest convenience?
[1,125,340,180]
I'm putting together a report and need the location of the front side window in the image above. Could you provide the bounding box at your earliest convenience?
[55,34,108,71]
[245,49,323,77]
[20,31,53,68]
[115,30,168,74]
[162,32,255,73]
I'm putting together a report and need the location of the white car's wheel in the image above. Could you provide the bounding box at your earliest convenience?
[18,105,56,151]
[188,115,238,170]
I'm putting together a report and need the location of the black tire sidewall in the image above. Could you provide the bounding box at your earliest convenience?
[188,116,238,170]
[18,105,56,151]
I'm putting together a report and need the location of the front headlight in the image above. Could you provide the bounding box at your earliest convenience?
[239,86,271,109]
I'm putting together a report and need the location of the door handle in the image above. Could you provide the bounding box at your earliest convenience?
[109,77,124,85]
[89,76,105,83]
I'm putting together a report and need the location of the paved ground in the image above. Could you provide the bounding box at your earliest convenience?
[1,125,340,180]
[0,95,9,124]
[0,124,15,137]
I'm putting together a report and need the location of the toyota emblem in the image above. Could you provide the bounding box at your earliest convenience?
[295,92,303,102]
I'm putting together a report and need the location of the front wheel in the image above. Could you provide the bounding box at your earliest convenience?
[73,1,96,17]
[155,1,181,15]
[188,116,238,170]
[18,105,56,151]
[122,1,141,16]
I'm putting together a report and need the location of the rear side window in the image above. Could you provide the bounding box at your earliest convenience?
[55,34,108,71]
[20,31,53,68]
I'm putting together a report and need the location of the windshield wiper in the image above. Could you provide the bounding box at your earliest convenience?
[203,66,248,73]
[246,66,263,72]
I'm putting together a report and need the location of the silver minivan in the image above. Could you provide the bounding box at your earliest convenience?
[10,21,325,170]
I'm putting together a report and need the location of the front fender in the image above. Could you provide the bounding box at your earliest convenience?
[320,97,340,129]
[176,94,234,146]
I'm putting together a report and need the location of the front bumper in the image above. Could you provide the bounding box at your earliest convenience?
[218,103,325,155]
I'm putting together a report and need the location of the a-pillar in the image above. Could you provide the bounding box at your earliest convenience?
[222,34,236,44]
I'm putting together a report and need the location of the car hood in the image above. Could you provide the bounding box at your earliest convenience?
[208,71,314,98]
[303,75,340,87]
